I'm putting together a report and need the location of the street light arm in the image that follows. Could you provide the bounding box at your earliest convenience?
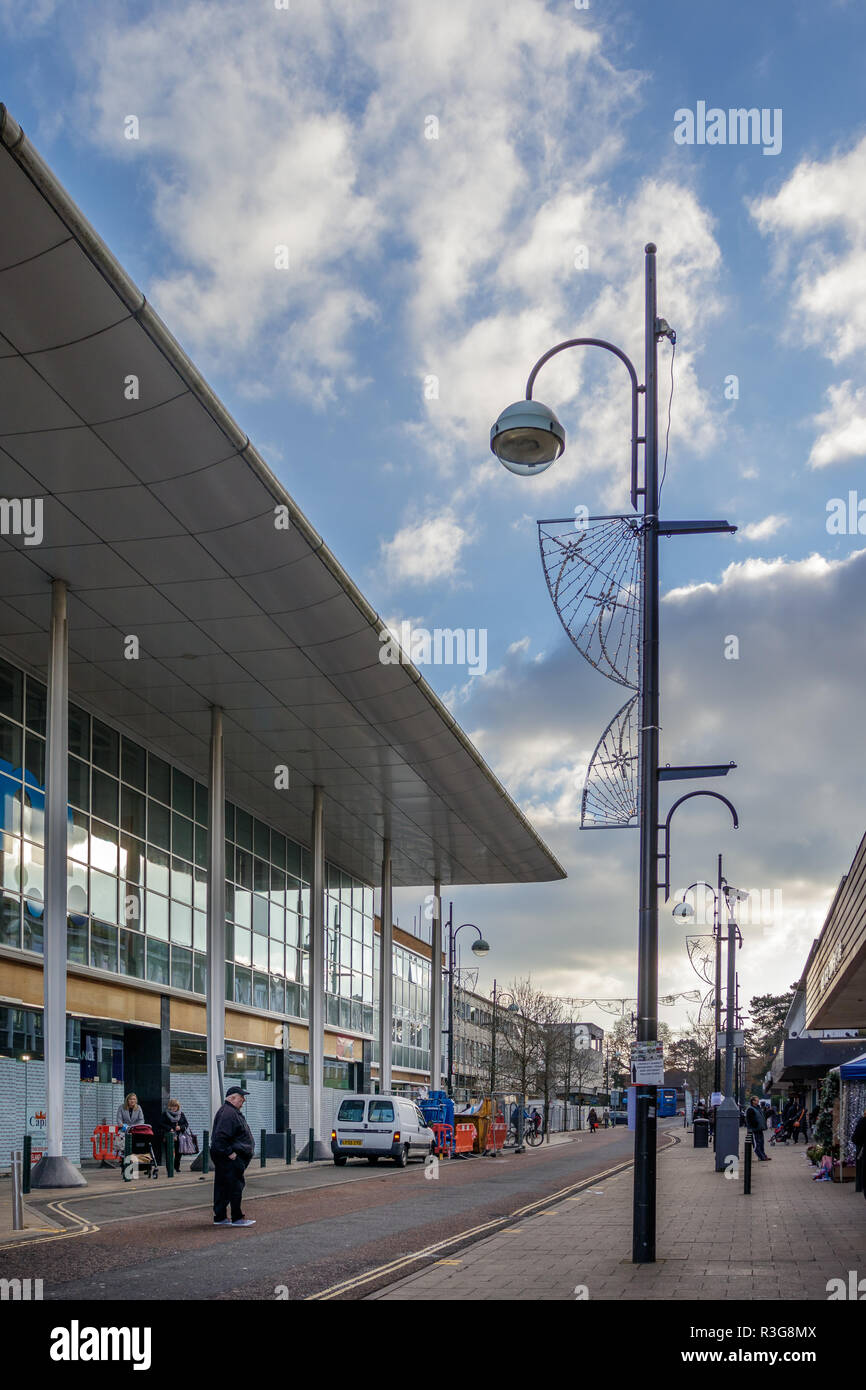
[525,338,642,508]
[659,791,739,902]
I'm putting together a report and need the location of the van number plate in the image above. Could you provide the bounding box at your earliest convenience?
[342,1139,362,1146]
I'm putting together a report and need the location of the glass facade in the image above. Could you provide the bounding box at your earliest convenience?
[0,653,375,1033]
[373,941,431,1072]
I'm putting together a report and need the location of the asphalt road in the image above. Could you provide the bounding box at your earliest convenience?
[6,1125,676,1301]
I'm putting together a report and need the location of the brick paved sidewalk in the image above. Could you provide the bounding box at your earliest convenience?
[371,1131,866,1301]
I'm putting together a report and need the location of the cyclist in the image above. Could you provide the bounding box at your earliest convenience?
[530,1107,542,1136]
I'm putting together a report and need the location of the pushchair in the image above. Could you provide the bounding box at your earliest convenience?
[121,1123,160,1181]
[771,1120,791,1145]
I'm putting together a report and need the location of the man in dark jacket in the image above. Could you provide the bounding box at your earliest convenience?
[211,1086,256,1227]
[745,1096,770,1161]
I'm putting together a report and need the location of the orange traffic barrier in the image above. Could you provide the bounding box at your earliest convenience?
[430,1122,453,1155]
[484,1114,509,1152]
[91,1124,120,1162]
[454,1123,476,1154]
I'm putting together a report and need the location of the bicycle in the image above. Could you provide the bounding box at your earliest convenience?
[511,1120,544,1146]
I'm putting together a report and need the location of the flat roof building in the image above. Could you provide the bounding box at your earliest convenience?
[0,107,564,1180]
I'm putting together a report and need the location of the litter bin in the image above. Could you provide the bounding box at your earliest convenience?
[693,1117,710,1149]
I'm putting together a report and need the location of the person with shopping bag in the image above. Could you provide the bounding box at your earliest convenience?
[159,1098,192,1174]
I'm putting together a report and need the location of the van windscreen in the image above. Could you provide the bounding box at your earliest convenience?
[368,1100,395,1122]
[337,1099,366,1123]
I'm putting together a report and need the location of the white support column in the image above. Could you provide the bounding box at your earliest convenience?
[308,786,327,1156]
[206,707,226,1122]
[430,877,443,1093]
[379,839,393,1094]
[32,579,85,1187]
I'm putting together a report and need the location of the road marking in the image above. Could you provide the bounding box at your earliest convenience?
[435,1259,463,1265]
[306,1147,661,1301]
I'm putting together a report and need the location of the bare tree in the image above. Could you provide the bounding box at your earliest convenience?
[534,993,566,1137]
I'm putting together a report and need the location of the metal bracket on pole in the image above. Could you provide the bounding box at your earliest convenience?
[658,790,739,901]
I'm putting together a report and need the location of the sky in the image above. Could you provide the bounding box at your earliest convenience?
[2,0,866,1039]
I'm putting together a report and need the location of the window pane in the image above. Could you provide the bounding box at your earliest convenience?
[234,927,251,966]
[90,820,118,873]
[67,858,88,917]
[68,704,90,759]
[234,964,252,1006]
[146,938,170,985]
[171,900,192,946]
[253,970,269,1010]
[271,832,286,869]
[171,857,192,905]
[234,889,251,929]
[253,894,269,935]
[121,738,147,791]
[0,773,21,834]
[67,915,87,963]
[91,772,118,824]
[148,800,170,851]
[90,920,118,971]
[171,946,193,991]
[0,660,23,722]
[120,786,146,838]
[68,756,89,811]
[146,845,170,895]
[19,842,43,901]
[120,928,145,979]
[24,734,45,788]
[253,933,268,970]
[194,825,207,870]
[172,813,193,862]
[119,833,145,886]
[25,679,47,735]
[90,870,118,923]
[269,939,285,976]
[146,891,169,940]
[0,892,21,947]
[92,720,119,775]
[0,717,22,770]
[148,753,171,805]
[194,782,208,826]
[254,820,269,860]
[1,833,20,892]
[193,952,206,995]
[270,976,285,1013]
[123,885,143,931]
[172,769,194,817]
[193,910,206,952]
[235,809,252,850]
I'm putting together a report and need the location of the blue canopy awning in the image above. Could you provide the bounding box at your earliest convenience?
[840,1051,866,1080]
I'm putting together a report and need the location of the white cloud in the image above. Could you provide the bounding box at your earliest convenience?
[807,381,866,469]
[380,512,471,586]
[507,637,531,656]
[738,514,789,542]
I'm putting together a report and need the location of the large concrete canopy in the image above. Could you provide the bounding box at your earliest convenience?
[0,107,565,891]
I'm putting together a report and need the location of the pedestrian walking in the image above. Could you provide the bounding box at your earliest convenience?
[210,1086,256,1227]
[745,1096,771,1161]
[588,1107,599,1133]
[159,1098,190,1174]
[791,1100,808,1145]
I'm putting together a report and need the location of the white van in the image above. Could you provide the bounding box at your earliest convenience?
[331,1094,436,1167]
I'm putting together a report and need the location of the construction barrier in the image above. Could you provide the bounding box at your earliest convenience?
[430,1122,453,1156]
[484,1115,509,1152]
[91,1125,120,1162]
[454,1123,476,1154]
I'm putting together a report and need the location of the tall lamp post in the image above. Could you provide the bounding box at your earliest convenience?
[489,981,518,1095]
[673,856,726,1099]
[445,923,490,1099]
[490,245,737,1263]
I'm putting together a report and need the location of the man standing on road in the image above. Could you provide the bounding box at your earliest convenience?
[745,1095,771,1162]
[211,1086,256,1227]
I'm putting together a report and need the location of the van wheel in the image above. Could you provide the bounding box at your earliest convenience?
[394,1145,409,1168]
[367,1156,379,1165]
[333,1155,347,1166]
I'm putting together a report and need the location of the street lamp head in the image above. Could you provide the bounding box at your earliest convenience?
[471,937,491,957]
[724,885,749,905]
[490,399,565,476]
[672,901,694,919]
